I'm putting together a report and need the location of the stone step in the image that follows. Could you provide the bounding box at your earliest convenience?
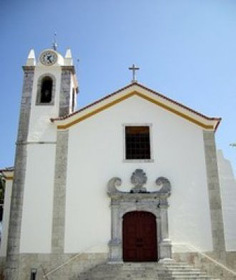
[78,261,220,280]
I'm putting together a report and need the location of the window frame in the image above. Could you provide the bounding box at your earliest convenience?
[123,123,154,162]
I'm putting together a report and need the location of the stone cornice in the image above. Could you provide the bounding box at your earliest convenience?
[22,66,35,71]
[61,65,76,73]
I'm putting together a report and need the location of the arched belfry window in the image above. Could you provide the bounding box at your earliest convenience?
[40,77,52,103]
[36,75,55,105]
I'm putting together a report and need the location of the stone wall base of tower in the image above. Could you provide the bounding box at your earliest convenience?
[173,251,236,280]
[4,253,107,280]
[0,257,6,280]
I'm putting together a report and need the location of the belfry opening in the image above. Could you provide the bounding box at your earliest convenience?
[40,76,53,103]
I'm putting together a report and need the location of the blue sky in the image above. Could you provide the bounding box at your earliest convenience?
[0,0,236,174]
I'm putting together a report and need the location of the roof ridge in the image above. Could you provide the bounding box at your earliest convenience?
[50,82,221,131]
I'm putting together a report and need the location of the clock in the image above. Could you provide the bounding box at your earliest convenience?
[40,50,58,66]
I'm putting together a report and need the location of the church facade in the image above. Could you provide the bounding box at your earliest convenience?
[1,48,236,279]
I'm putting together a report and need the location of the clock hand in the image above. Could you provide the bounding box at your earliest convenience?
[47,55,52,62]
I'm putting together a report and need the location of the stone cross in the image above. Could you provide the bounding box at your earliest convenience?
[129,64,140,83]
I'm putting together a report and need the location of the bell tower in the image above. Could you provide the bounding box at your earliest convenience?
[24,47,78,142]
[5,47,78,279]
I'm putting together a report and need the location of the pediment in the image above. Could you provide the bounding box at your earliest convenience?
[51,83,221,131]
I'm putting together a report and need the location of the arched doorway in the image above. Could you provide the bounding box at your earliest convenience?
[123,211,157,262]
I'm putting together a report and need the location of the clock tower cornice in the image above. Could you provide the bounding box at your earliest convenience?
[22,66,35,71]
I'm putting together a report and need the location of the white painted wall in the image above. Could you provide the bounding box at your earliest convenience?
[20,144,56,253]
[65,95,213,253]
[217,150,236,251]
[27,66,61,142]
[0,179,13,257]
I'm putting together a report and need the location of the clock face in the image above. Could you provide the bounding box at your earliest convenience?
[40,51,58,66]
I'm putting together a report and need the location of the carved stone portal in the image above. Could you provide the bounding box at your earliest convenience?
[107,170,172,263]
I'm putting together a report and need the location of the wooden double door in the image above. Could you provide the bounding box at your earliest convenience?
[123,211,157,262]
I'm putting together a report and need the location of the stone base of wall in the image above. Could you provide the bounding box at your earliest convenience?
[5,252,107,280]
[173,252,236,280]
[0,258,6,280]
[2,251,236,279]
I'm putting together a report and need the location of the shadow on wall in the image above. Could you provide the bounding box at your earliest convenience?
[217,150,236,251]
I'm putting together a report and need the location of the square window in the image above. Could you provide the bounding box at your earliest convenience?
[125,126,151,160]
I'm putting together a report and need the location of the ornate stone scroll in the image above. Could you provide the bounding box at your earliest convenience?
[156,177,171,196]
[107,177,122,195]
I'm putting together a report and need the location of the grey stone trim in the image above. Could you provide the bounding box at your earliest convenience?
[203,131,226,254]
[35,73,56,106]
[61,65,76,73]
[51,130,69,253]
[59,70,72,116]
[5,67,34,280]
[107,175,172,262]
[61,66,79,93]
